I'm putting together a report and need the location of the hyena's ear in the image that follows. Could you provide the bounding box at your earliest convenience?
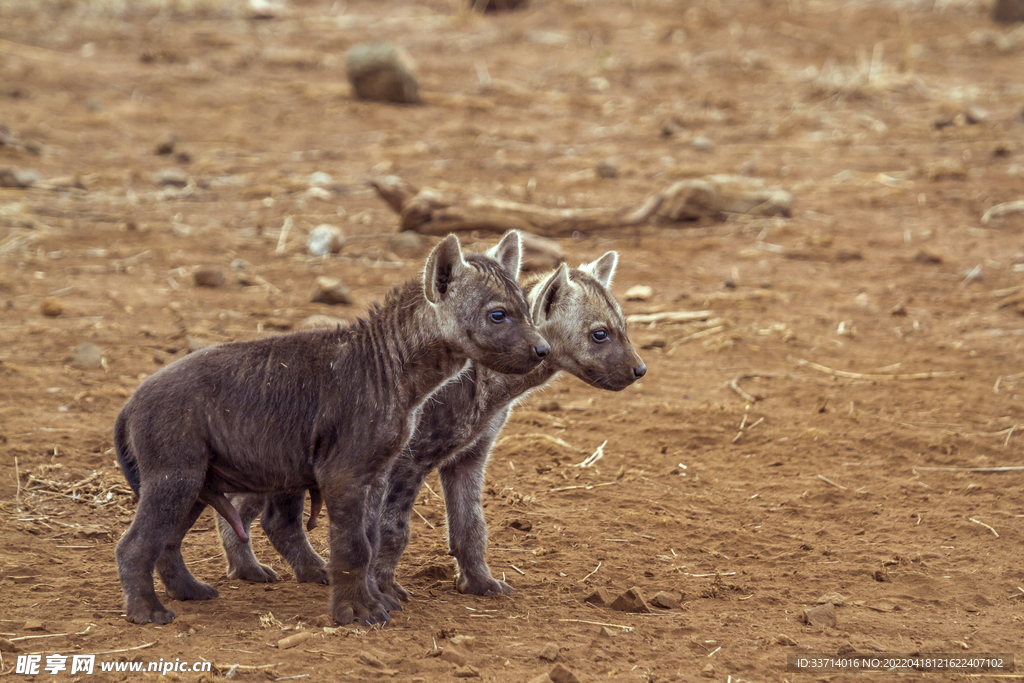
[486,231,523,281]
[531,263,570,324]
[424,234,467,304]
[580,251,618,288]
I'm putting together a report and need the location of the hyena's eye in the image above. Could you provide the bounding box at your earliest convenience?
[488,310,507,323]
[591,329,609,343]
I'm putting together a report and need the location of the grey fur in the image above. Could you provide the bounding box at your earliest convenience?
[113,232,548,626]
[219,250,646,601]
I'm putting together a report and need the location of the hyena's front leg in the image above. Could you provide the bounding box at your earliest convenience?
[439,431,513,597]
[373,454,433,602]
[261,491,328,584]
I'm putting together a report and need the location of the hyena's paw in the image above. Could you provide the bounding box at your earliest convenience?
[125,601,177,625]
[380,579,411,603]
[330,595,391,627]
[165,578,219,602]
[456,571,515,597]
[228,561,278,583]
[292,563,328,585]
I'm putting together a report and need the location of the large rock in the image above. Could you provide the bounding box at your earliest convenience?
[346,42,421,104]
[658,174,792,221]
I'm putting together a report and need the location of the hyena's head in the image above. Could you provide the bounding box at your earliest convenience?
[423,231,549,375]
[527,252,646,391]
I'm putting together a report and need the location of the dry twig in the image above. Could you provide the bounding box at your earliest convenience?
[817,474,848,491]
[797,359,955,381]
[558,619,634,632]
[969,517,1000,538]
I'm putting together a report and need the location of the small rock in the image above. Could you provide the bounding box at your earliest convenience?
[277,631,312,649]
[690,136,714,151]
[155,131,177,155]
[453,665,480,678]
[307,224,346,257]
[303,187,332,201]
[41,297,63,317]
[872,569,891,583]
[450,635,475,651]
[440,646,467,667]
[661,117,685,138]
[357,651,386,668]
[964,106,989,124]
[193,265,225,288]
[548,664,582,683]
[801,602,837,628]
[247,0,287,19]
[597,626,617,638]
[776,633,798,646]
[508,519,533,532]
[519,231,564,272]
[913,250,943,264]
[584,587,614,607]
[73,525,110,539]
[817,592,846,606]
[23,620,46,632]
[539,643,559,661]
[701,663,716,677]
[389,231,425,257]
[595,159,618,178]
[537,400,560,412]
[307,171,334,187]
[309,614,333,628]
[609,587,650,613]
[346,42,421,104]
[650,591,681,610]
[624,285,652,301]
[0,638,18,653]
[0,167,42,188]
[311,277,353,306]
[67,343,104,370]
[153,167,189,187]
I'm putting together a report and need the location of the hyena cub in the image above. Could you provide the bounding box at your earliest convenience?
[114,232,548,626]
[219,251,645,601]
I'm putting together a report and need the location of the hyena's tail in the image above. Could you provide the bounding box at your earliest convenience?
[114,408,141,495]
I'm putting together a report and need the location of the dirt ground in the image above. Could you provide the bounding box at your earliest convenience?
[2,0,1024,680]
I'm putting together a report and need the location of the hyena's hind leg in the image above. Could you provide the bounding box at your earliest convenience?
[260,491,329,585]
[440,426,513,597]
[116,477,206,624]
[218,494,278,583]
[156,500,220,601]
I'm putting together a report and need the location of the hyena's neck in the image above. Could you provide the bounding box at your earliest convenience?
[354,280,468,408]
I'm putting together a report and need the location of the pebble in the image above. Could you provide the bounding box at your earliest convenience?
[548,664,582,683]
[357,651,386,668]
[595,159,618,178]
[303,187,332,201]
[624,284,652,301]
[307,224,346,256]
[597,626,617,638]
[154,167,189,187]
[440,646,467,667]
[776,633,798,646]
[650,591,681,610]
[702,663,716,677]
[450,635,475,650]
[801,602,837,628]
[964,106,989,124]
[155,131,177,155]
[0,638,18,653]
[41,297,63,317]
[193,265,226,288]
[609,587,650,613]
[23,620,46,632]
[277,631,311,649]
[914,250,943,264]
[584,587,614,607]
[388,231,425,257]
[307,171,333,187]
[539,643,559,661]
[508,518,533,532]
[817,592,846,606]
[690,136,714,151]
[346,42,421,104]
[453,665,480,678]
[0,167,42,188]
[67,343,103,370]
[311,276,353,305]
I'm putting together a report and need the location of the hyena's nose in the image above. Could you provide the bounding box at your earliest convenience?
[533,342,550,360]
[633,363,647,379]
